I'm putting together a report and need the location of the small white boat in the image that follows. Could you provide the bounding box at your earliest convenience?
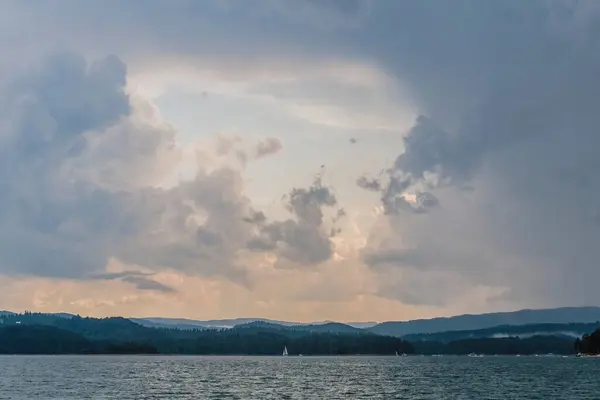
[282,346,288,356]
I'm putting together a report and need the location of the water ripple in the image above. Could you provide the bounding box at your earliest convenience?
[0,355,596,399]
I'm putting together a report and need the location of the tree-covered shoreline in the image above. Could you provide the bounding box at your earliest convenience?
[0,313,413,356]
[575,328,600,355]
[0,312,597,356]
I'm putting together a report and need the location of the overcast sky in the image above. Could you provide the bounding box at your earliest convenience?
[0,0,599,322]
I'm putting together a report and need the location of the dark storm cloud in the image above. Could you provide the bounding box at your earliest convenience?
[255,137,283,158]
[121,275,175,293]
[91,271,175,293]
[354,0,600,306]
[246,176,341,265]
[356,176,381,192]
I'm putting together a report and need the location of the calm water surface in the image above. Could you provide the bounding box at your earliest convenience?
[0,355,596,399]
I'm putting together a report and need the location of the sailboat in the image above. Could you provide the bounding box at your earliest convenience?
[282,346,288,356]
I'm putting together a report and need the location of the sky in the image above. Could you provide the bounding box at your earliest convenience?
[0,0,599,322]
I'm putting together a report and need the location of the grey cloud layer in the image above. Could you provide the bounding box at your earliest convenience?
[91,271,174,293]
[356,1,600,307]
[0,52,340,289]
[246,176,342,265]
[255,137,283,158]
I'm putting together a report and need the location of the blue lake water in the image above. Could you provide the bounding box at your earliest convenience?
[0,355,596,399]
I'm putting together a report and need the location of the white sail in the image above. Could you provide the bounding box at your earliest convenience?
[283,346,288,356]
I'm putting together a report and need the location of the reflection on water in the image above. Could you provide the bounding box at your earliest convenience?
[0,355,597,399]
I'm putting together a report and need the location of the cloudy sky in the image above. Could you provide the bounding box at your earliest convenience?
[0,0,599,322]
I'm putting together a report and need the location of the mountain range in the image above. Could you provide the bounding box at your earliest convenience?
[130,306,600,335]
[129,317,378,330]
[368,306,600,336]
[2,309,596,356]
[3,306,599,338]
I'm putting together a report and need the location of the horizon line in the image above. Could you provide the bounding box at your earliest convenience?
[2,304,598,324]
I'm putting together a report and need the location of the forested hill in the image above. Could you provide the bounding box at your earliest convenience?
[121,306,600,332]
[368,307,600,337]
[0,313,412,355]
[0,312,595,356]
[576,328,600,355]
[6,306,600,334]
[234,321,365,335]
[402,323,598,342]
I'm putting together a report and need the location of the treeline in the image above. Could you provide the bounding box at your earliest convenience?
[0,325,95,354]
[154,330,413,355]
[575,328,600,354]
[403,322,598,342]
[0,313,413,355]
[0,313,595,356]
[413,335,575,355]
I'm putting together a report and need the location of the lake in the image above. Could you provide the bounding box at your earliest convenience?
[0,355,596,399]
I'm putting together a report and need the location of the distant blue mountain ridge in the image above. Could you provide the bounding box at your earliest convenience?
[2,306,600,338]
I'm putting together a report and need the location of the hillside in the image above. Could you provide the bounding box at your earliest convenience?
[576,328,600,354]
[130,317,212,330]
[1,311,595,356]
[368,307,600,337]
[294,322,364,334]
[129,306,600,334]
[233,321,364,335]
[412,335,577,355]
[3,306,600,338]
[0,325,94,354]
[0,312,412,355]
[130,317,377,330]
[403,322,599,342]
[0,312,174,343]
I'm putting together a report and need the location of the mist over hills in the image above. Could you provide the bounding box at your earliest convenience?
[2,306,599,339]
[130,317,378,330]
[1,308,598,356]
[402,322,598,343]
